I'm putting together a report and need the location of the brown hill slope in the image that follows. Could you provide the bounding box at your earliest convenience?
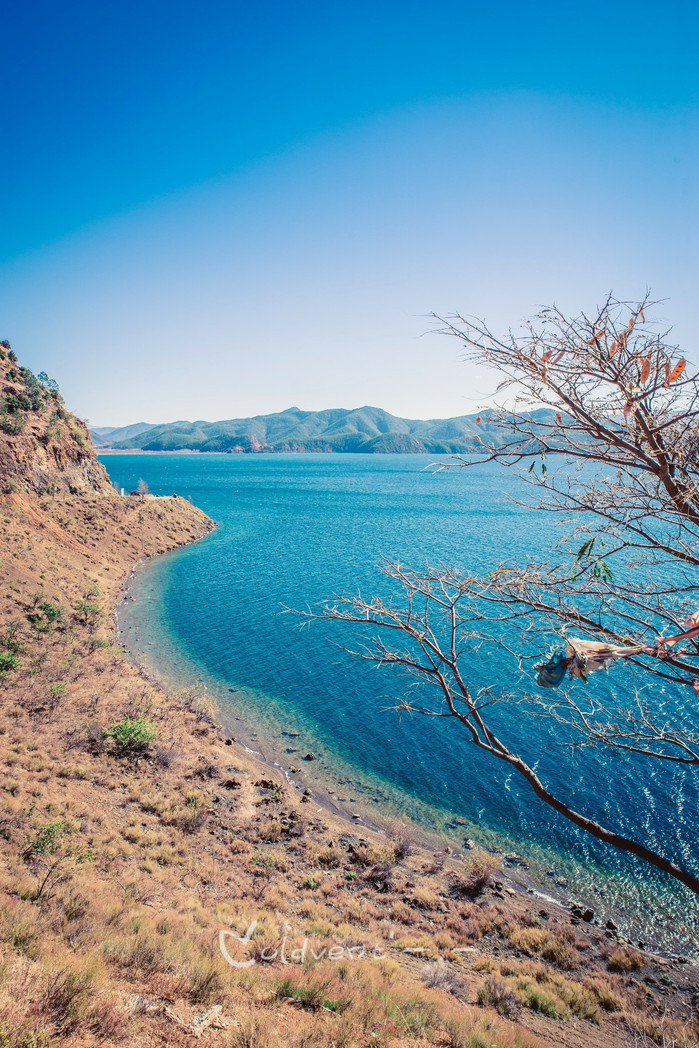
[0,343,696,1048]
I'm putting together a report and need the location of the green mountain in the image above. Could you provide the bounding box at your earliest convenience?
[92,406,552,454]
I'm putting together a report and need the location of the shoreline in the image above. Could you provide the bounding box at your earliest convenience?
[113,540,698,960]
[116,551,467,846]
[115,551,556,877]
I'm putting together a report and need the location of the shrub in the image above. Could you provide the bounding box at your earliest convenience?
[0,412,25,435]
[316,846,343,868]
[28,599,63,633]
[422,961,469,1001]
[104,714,156,757]
[0,652,19,675]
[607,948,645,973]
[110,934,166,972]
[1,624,24,655]
[23,819,71,860]
[541,935,579,969]
[477,974,521,1018]
[183,959,221,1003]
[19,368,45,410]
[516,979,566,1018]
[448,854,499,899]
[73,597,103,628]
[177,795,207,835]
[274,978,349,1013]
[39,967,92,1033]
[508,926,547,953]
[38,425,61,446]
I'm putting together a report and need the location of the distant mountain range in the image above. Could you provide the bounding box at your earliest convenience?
[91,406,551,454]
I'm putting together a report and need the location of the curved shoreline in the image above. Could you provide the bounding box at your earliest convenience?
[116,550,469,845]
[113,541,699,959]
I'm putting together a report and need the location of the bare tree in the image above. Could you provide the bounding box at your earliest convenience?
[295,294,699,895]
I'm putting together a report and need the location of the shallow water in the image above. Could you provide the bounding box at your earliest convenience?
[103,453,699,953]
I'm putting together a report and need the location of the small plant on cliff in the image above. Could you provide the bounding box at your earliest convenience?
[104,713,156,757]
[38,424,61,447]
[0,651,19,676]
[48,682,67,713]
[73,595,103,631]
[23,819,71,860]
[1,622,24,653]
[22,819,94,903]
[28,598,63,633]
[0,410,25,435]
[19,368,45,410]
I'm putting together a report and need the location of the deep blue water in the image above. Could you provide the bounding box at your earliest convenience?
[102,453,699,950]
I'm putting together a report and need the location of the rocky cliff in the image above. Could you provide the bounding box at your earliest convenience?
[0,342,114,495]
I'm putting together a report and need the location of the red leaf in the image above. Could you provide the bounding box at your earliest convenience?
[639,356,651,384]
[668,359,686,384]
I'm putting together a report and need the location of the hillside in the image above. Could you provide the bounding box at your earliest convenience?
[0,347,115,494]
[1,342,697,1047]
[92,406,553,454]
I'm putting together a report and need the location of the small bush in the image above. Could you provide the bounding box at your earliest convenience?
[516,979,566,1018]
[0,411,25,435]
[422,962,469,1001]
[0,651,19,675]
[582,977,623,1013]
[23,819,71,860]
[607,948,645,973]
[448,854,499,899]
[110,934,166,972]
[541,935,579,969]
[508,927,548,955]
[28,599,63,633]
[183,960,221,1004]
[477,974,521,1018]
[40,967,92,1033]
[104,714,156,757]
[177,796,207,835]
[316,846,343,868]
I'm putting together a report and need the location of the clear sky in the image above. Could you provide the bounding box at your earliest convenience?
[1,0,697,425]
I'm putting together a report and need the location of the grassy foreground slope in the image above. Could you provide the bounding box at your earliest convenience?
[0,343,697,1047]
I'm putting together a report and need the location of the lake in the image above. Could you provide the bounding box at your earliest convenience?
[102,452,699,952]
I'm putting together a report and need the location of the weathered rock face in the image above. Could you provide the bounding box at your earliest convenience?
[0,344,115,496]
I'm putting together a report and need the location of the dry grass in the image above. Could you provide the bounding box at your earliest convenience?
[0,381,696,1047]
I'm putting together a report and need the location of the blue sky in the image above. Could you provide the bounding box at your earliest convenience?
[1,1,697,424]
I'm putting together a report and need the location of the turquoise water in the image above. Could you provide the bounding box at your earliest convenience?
[102,453,699,951]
